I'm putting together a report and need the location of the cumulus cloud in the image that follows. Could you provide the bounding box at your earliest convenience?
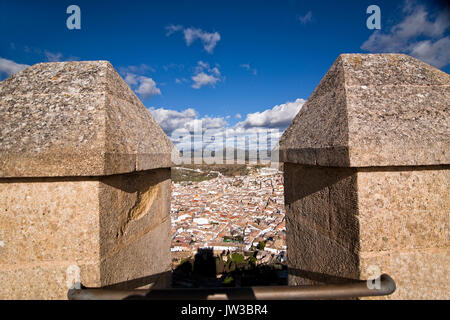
[236,98,306,130]
[135,77,161,98]
[192,72,219,89]
[361,1,450,68]
[409,37,450,67]
[166,24,221,53]
[149,107,227,136]
[124,73,161,99]
[191,61,221,89]
[0,57,29,77]
[298,11,313,24]
[150,107,197,135]
[149,98,305,155]
[149,106,280,155]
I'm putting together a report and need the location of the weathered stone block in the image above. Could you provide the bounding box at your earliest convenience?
[0,61,174,299]
[0,179,100,265]
[0,61,173,177]
[280,54,450,167]
[280,54,450,299]
[360,249,450,300]
[284,164,359,251]
[357,168,450,253]
[0,262,100,300]
[286,208,360,285]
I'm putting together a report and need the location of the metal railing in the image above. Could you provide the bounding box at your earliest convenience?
[68,274,395,300]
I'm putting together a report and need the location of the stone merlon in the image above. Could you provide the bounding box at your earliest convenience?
[0,60,175,177]
[279,54,450,167]
[0,61,174,299]
[282,53,450,299]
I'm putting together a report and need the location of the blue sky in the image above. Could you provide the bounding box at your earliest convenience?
[1,0,449,149]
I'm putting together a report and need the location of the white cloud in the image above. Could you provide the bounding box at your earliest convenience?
[135,77,161,98]
[150,107,197,135]
[44,51,63,62]
[43,50,79,62]
[175,77,188,84]
[119,64,155,74]
[409,37,450,68]
[192,72,219,89]
[184,27,221,53]
[235,113,242,119]
[236,98,306,130]
[166,24,221,53]
[195,61,220,75]
[165,24,183,36]
[124,73,161,99]
[10,44,78,63]
[124,73,139,86]
[298,11,313,24]
[149,109,279,153]
[191,61,221,89]
[361,1,450,68]
[149,107,227,136]
[149,98,305,153]
[240,63,257,75]
[0,57,29,77]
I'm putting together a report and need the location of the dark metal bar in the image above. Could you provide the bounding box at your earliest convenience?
[68,274,395,300]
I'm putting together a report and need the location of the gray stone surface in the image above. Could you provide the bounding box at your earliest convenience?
[0,61,174,299]
[0,61,174,177]
[285,164,360,286]
[279,54,450,167]
[283,54,450,299]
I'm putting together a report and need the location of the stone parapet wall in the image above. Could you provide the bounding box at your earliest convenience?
[357,167,449,299]
[281,54,449,299]
[284,164,360,285]
[284,164,449,299]
[0,61,174,299]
